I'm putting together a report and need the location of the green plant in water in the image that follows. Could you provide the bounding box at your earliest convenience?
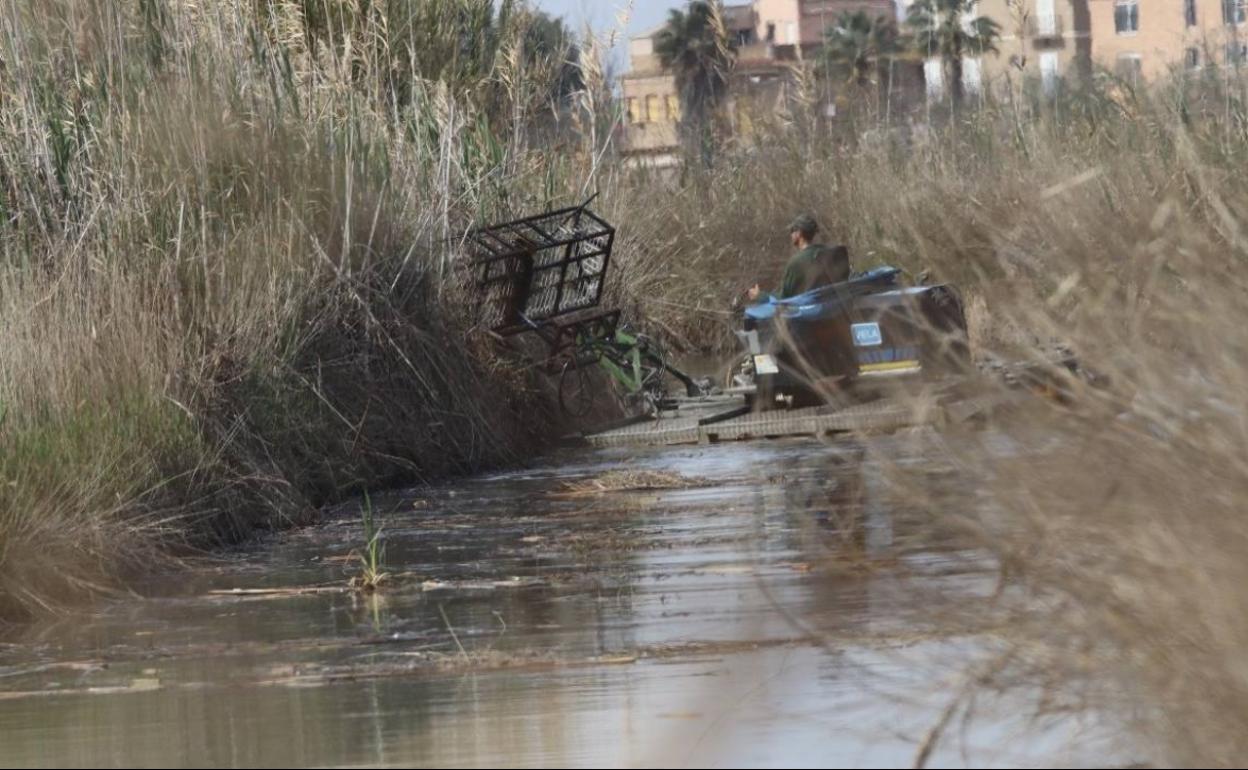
[351,491,388,592]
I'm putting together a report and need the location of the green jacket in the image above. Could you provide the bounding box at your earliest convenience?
[780,243,849,298]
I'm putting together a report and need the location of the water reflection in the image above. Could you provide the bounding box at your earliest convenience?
[0,439,1107,768]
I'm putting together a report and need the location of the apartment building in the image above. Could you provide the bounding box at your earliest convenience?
[620,0,1232,158]
[620,28,684,160]
[969,0,1247,95]
[1088,0,1248,80]
[620,1,818,160]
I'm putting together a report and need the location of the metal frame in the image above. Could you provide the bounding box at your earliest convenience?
[547,310,622,370]
[467,203,704,413]
[467,203,615,337]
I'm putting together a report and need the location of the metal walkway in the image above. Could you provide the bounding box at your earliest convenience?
[580,390,1017,448]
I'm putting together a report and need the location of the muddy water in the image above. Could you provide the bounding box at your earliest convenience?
[0,438,1112,768]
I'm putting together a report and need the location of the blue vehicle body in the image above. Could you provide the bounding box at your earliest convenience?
[738,266,970,406]
[744,266,905,325]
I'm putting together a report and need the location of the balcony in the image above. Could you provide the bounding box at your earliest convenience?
[734,42,800,74]
[1029,13,1066,47]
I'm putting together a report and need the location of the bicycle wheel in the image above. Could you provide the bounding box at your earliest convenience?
[558,356,598,419]
[638,345,671,409]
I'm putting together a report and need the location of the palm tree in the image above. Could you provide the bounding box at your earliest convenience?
[653,1,735,165]
[821,11,901,89]
[521,11,584,103]
[905,0,1001,106]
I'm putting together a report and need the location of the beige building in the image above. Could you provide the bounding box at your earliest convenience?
[621,4,767,161]
[1087,0,1248,79]
[945,0,1092,97]
[620,28,682,160]
[751,0,899,45]
[619,0,930,159]
[922,0,1248,97]
[620,0,1227,155]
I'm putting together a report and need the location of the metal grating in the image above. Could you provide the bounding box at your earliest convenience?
[467,204,615,336]
[582,397,951,448]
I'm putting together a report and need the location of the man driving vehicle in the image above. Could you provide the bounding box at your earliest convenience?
[747,214,850,301]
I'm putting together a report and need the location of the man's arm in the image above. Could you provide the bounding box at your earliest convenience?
[779,255,804,299]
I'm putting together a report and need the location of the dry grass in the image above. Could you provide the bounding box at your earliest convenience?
[7,2,1248,763]
[686,75,1248,767]
[0,0,596,619]
[583,55,1248,765]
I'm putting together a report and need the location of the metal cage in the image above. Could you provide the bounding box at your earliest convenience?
[467,204,615,336]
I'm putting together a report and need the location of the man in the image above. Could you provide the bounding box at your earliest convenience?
[748,214,850,301]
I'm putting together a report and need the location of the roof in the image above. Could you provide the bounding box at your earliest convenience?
[630,23,667,42]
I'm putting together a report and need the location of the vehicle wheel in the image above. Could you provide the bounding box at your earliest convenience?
[639,389,661,418]
[722,353,753,391]
[638,343,671,406]
[558,357,598,419]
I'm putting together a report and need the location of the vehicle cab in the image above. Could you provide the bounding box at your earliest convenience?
[734,267,971,409]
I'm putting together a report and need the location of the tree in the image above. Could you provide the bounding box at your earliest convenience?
[905,0,1001,106]
[653,1,735,165]
[821,11,901,89]
[520,11,584,104]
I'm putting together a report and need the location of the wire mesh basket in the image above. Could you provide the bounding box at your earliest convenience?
[467,204,615,335]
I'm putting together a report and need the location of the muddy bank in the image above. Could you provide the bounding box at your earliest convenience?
[0,438,1121,768]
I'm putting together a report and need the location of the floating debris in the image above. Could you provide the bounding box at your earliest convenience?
[420,577,548,592]
[207,586,349,599]
[553,470,711,497]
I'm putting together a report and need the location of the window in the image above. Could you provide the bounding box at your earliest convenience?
[1040,51,1060,94]
[924,57,945,99]
[786,22,797,44]
[665,94,681,122]
[1227,41,1248,63]
[1186,0,1198,26]
[1224,0,1247,23]
[962,57,983,95]
[627,98,641,124]
[1186,47,1201,68]
[1036,0,1057,35]
[1116,53,1143,82]
[766,22,776,42]
[645,95,660,123]
[1115,0,1140,33]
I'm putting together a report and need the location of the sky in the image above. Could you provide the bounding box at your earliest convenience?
[533,0,681,37]
[531,0,687,72]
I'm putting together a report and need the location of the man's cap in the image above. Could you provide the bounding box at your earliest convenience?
[789,214,819,236]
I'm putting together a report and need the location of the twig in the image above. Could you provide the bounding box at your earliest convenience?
[913,691,963,769]
[912,650,1015,769]
[439,603,470,663]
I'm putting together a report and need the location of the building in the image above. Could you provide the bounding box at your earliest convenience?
[620,26,683,163]
[936,0,1093,98]
[620,0,1235,157]
[618,0,934,161]
[1085,0,1248,80]
[619,3,789,163]
[965,0,1248,97]
[619,2,809,162]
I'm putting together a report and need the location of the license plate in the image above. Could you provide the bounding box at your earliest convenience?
[852,322,883,347]
[753,354,780,375]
